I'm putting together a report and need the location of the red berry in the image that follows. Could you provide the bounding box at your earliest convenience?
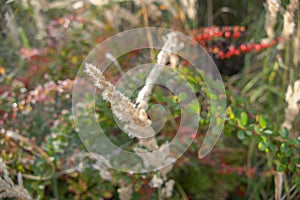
[199,41,206,47]
[233,31,241,38]
[208,30,214,36]
[215,31,223,37]
[196,35,203,41]
[225,31,231,38]
[248,44,255,52]
[271,39,277,45]
[234,49,240,55]
[226,52,232,58]
[219,51,225,60]
[233,26,239,32]
[229,46,235,53]
[183,60,189,66]
[260,43,268,49]
[255,44,262,51]
[240,44,247,52]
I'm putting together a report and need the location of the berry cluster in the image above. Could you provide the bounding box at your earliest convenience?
[212,38,281,60]
[192,26,246,43]
[192,26,281,60]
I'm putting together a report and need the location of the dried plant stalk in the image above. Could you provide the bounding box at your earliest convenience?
[161,179,175,198]
[85,33,182,199]
[264,0,281,38]
[30,0,46,39]
[281,0,298,41]
[281,80,300,133]
[0,158,32,200]
[84,63,151,128]
[276,79,300,200]
[136,32,184,111]
[275,172,284,200]
[117,184,132,200]
[84,63,157,139]
[180,0,196,20]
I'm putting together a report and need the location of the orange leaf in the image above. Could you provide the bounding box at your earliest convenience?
[0,66,5,75]
[159,4,168,10]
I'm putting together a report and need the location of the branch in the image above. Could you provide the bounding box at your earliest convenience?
[136,32,184,111]
[84,32,183,172]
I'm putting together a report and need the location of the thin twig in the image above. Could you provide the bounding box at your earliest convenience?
[105,53,124,75]
[140,0,156,62]
[2,130,55,181]
[207,0,213,26]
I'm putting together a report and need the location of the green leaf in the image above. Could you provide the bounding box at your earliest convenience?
[210,93,218,101]
[269,143,278,151]
[279,128,289,138]
[254,125,261,133]
[288,164,295,171]
[289,138,300,146]
[19,27,30,48]
[281,156,289,164]
[242,137,250,145]
[188,100,200,114]
[263,130,273,135]
[248,124,255,130]
[265,148,270,153]
[261,136,267,143]
[155,89,165,102]
[285,148,293,157]
[224,129,232,137]
[240,112,248,127]
[297,179,300,192]
[259,116,267,129]
[291,157,299,164]
[280,143,286,153]
[245,130,253,136]
[178,92,187,101]
[276,164,286,172]
[258,141,267,151]
[237,130,245,140]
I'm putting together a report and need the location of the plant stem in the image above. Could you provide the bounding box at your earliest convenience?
[207,0,213,26]
[295,0,300,74]
[140,0,156,62]
[174,179,189,200]
[283,172,291,199]
[52,175,59,200]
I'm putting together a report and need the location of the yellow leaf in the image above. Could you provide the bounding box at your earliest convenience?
[159,4,168,10]
[0,66,5,75]
[179,11,186,21]
[18,104,24,110]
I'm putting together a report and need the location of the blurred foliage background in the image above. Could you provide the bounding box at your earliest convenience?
[0,0,299,199]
